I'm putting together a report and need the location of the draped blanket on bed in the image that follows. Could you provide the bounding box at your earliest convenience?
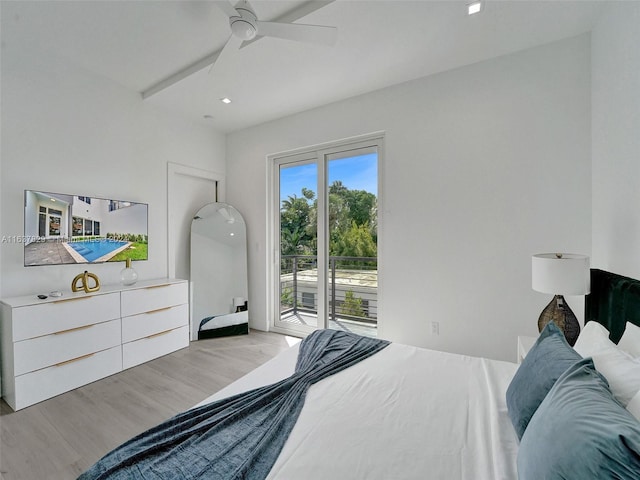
[78,330,390,480]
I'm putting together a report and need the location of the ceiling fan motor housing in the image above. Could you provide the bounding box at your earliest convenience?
[230,4,257,41]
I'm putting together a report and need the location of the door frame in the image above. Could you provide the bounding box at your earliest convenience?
[266,132,385,337]
[167,162,224,279]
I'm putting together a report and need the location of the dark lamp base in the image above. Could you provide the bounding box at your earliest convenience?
[537,295,580,346]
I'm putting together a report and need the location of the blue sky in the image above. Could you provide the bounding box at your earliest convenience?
[280,153,377,202]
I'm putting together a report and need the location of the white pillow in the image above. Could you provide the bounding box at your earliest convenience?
[618,322,640,357]
[574,321,611,352]
[627,390,640,422]
[574,321,640,406]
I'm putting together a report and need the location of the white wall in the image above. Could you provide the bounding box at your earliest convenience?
[0,45,226,298]
[101,203,148,237]
[591,2,640,279]
[226,35,592,362]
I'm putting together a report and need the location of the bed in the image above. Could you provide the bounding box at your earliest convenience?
[79,269,640,479]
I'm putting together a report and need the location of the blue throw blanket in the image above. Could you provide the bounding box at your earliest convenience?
[78,329,390,479]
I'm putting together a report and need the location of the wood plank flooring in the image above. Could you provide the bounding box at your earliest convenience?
[0,330,295,480]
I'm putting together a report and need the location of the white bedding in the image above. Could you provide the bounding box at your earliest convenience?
[200,341,519,480]
[199,310,249,330]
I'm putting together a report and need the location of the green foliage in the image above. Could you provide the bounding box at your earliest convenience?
[281,227,304,256]
[280,194,316,256]
[280,286,300,309]
[280,180,377,258]
[106,232,148,243]
[328,193,350,234]
[301,187,315,200]
[340,290,365,318]
[343,189,377,229]
[331,222,377,258]
[108,242,148,261]
[280,286,293,308]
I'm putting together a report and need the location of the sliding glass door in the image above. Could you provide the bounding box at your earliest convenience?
[325,148,378,337]
[271,135,381,337]
[277,157,323,334]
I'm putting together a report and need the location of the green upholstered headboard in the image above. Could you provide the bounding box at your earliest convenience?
[585,269,640,343]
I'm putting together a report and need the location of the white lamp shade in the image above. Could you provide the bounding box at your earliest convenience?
[532,253,590,295]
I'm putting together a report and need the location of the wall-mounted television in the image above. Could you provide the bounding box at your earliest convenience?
[24,190,148,266]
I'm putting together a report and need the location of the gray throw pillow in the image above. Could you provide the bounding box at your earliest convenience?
[506,321,582,439]
[518,358,640,479]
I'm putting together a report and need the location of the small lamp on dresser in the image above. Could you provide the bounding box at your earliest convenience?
[531,253,590,346]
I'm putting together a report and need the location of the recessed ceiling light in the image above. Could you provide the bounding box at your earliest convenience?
[220,97,232,104]
[467,1,482,15]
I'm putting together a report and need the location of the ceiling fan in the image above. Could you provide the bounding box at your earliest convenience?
[142,1,337,98]
[212,0,337,70]
[217,0,337,45]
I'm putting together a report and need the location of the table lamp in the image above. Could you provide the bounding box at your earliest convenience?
[531,253,590,346]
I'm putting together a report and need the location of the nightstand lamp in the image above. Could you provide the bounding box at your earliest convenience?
[532,253,590,346]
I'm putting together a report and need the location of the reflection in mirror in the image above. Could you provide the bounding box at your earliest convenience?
[191,202,248,340]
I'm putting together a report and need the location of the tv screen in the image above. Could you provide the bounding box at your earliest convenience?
[24,190,148,266]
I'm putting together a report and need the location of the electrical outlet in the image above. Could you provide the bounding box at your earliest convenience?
[431,321,439,335]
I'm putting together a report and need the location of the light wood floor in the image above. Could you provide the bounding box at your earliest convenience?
[0,330,294,480]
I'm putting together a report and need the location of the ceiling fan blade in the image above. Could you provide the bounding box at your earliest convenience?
[214,0,239,18]
[240,1,335,49]
[209,34,243,74]
[255,21,337,46]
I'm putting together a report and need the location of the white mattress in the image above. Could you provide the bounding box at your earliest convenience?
[199,310,249,330]
[200,341,519,480]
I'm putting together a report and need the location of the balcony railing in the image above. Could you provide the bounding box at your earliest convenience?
[280,255,378,326]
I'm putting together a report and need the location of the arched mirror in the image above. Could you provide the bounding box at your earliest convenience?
[191,202,248,340]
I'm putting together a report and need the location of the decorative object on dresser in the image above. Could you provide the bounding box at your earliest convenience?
[71,270,101,293]
[0,278,188,411]
[531,253,590,346]
[120,257,138,285]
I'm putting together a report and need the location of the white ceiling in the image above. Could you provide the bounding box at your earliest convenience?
[1,0,605,133]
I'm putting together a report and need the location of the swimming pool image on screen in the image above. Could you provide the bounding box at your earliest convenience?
[23,190,149,266]
[67,239,129,263]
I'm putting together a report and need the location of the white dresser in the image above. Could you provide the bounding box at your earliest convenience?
[0,278,188,410]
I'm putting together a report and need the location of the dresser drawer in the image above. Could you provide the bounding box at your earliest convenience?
[121,282,187,317]
[12,345,122,410]
[122,325,189,370]
[122,303,188,343]
[13,319,121,376]
[11,293,120,342]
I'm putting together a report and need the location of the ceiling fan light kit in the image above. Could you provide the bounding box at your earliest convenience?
[229,4,258,41]
[219,0,337,45]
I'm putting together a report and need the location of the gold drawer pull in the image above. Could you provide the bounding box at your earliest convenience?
[145,330,172,340]
[54,324,93,335]
[145,307,172,315]
[144,284,170,290]
[53,296,92,304]
[55,352,95,367]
